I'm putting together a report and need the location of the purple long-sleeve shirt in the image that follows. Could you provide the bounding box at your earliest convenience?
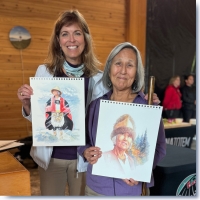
[78,90,166,196]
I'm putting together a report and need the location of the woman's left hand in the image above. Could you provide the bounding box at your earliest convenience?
[144,93,160,105]
[123,178,138,186]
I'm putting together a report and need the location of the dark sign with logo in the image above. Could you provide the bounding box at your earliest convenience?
[176,174,196,196]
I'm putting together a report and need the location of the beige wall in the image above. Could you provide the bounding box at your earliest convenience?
[0,0,147,140]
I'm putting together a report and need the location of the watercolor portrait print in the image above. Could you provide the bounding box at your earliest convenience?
[92,100,162,182]
[102,114,150,178]
[45,86,73,140]
[30,78,85,146]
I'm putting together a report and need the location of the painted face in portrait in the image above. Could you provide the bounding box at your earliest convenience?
[52,90,61,97]
[115,133,133,151]
[58,23,85,64]
[109,48,137,91]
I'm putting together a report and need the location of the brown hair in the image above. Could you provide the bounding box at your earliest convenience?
[44,10,100,77]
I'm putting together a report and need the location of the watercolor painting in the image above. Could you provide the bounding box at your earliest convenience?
[30,77,85,146]
[9,26,31,49]
[92,100,162,182]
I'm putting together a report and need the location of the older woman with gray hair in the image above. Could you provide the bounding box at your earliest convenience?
[78,42,166,196]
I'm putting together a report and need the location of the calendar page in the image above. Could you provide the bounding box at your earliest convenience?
[92,100,163,182]
[30,77,85,146]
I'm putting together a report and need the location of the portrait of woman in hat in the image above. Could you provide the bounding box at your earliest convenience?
[103,114,135,176]
[45,86,73,139]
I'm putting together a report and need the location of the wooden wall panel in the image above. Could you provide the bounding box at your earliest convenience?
[126,0,147,65]
[0,0,127,140]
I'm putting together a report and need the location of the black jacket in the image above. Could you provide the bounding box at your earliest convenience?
[181,85,196,110]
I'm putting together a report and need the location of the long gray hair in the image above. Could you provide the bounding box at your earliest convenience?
[102,42,145,93]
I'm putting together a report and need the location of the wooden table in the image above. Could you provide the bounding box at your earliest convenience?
[0,151,31,196]
[164,122,191,129]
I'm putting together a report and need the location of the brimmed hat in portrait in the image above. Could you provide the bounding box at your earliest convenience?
[51,86,62,94]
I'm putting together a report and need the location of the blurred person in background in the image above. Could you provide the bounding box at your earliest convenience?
[181,74,196,122]
[162,75,182,121]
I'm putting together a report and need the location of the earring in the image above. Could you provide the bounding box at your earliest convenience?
[108,81,112,88]
[132,80,137,91]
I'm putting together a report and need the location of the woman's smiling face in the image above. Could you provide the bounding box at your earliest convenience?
[59,23,85,65]
[109,48,137,91]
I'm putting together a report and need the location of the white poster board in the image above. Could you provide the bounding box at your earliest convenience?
[92,100,163,183]
[30,77,85,146]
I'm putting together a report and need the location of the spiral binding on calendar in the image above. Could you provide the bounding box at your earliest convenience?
[101,100,161,109]
[30,77,83,81]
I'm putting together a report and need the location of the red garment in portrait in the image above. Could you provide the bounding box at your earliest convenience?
[45,97,72,120]
[45,97,73,131]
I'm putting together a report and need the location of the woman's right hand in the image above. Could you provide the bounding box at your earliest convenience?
[83,146,102,165]
[17,84,33,115]
[123,178,138,186]
[17,84,33,104]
